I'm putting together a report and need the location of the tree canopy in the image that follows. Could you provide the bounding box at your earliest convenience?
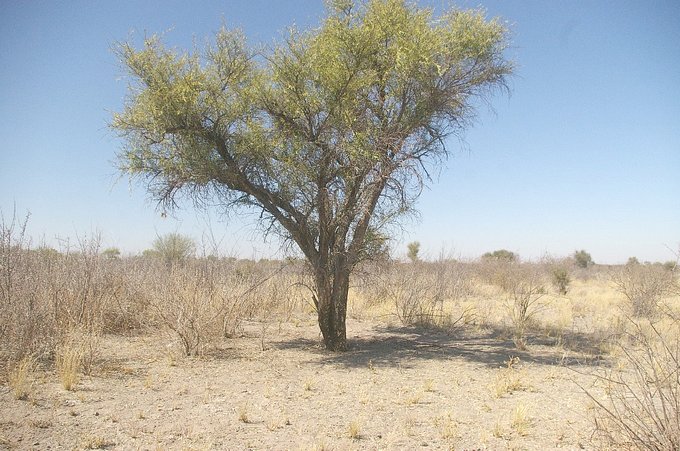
[113,0,513,350]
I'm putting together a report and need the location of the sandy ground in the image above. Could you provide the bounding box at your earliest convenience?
[0,318,607,450]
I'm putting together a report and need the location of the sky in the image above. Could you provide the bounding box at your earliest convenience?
[1,0,678,264]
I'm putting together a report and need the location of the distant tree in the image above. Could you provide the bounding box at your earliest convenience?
[626,256,640,266]
[573,250,593,269]
[141,249,159,259]
[112,0,512,350]
[102,247,121,259]
[482,249,516,262]
[152,233,195,265]
[407,241,421,263]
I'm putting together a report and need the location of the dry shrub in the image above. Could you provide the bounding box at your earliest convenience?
[358,258,474,330]
[0,211,57,362]
[498,264,548,349]
[141,258,296,356]
[144,262,232,356]
[1,210,121,365]
[585,311,680,450]
[611,264,676,318]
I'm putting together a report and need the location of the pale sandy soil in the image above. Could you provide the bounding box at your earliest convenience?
[0,318,607,450]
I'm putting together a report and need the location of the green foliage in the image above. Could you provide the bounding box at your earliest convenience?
[482,249,516,262]
[573,250,593,269]
[151,233,195,265]
[407,241,420,263]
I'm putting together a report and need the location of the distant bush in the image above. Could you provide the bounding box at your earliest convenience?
[573,250,593,269]
[151,233,195,265]
[482,249,517,262]
[102,247,121,259]
[550,267,571,295]
[626,256,640,266]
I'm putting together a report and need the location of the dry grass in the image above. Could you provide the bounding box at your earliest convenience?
[238,403,250,423]
[511,403,530,436]
[8,354,35,400]
[492,357,529,398]
[347,420,361,439]
[56,342,84,391]
[80,435,115,449]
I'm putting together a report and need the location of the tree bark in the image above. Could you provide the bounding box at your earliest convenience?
[314,259,350,351]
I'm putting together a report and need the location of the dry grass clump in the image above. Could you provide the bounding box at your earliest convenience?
[8,354,36,400]
[80,434,115,449]
[492,357,529,398]
[434,413,458,439]
[511,403,530,436]
[238,402,251,423]
[347,420,361,439]
[56,340,84,391]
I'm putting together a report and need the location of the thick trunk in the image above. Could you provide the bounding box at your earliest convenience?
[315,263,350,351]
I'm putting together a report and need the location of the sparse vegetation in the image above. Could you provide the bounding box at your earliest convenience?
[1,210,679,450]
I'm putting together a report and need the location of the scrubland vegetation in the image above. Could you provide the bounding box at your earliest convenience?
[1,213,678,449]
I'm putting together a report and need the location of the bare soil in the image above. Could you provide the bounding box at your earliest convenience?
[0,318,605,450]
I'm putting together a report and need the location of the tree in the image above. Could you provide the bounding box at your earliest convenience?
[112,0,512,350]
[407,241,420,263]
[482,249,516,262]
[152,233,195,265]
[574,250,593,269]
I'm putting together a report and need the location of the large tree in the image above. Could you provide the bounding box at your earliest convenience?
[113,0,512,351]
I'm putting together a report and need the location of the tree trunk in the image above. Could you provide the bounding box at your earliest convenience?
[315,262,350,351]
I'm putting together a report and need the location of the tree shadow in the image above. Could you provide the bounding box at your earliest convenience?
[272,323,610,370]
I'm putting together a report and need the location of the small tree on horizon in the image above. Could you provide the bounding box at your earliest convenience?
[407,241,421,263]
[482,249,517,262]
[112,0,512,351]
[574,250,594,269]
[102,247,121,259]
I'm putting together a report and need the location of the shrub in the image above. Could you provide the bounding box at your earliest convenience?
[151,233,195,265]
[550,267,571,295]
[574,250,593,269]
[407,241,420,263]
[611,264,675,317]
[584,312,680,450]
[503,265,548,349]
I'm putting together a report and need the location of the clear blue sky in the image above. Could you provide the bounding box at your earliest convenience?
[1,0,678,263]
